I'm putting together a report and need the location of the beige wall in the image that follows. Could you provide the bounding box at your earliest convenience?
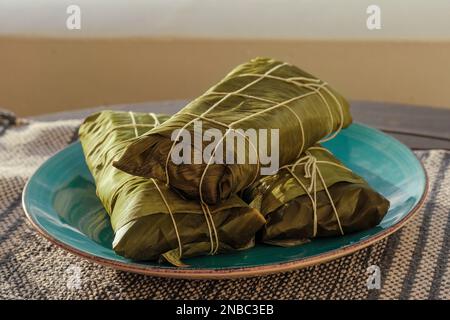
[1,37,450,116]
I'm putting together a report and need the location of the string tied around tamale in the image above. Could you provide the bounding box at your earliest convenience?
[194,80,339,204]
[163,62,289,189]
[212,85,342,200]
[129,112,182,257]
[129,112,219,257]
[164,63,344,203]
[160,62,346,244]
[226,72,345,141]
[151,178,183,258]
[281,147,351,237]
[89,112,161,167]
[201,203,220,254]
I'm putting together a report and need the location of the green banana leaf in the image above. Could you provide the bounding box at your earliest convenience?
[114,57,352,204]
[243,145,390,247]
[78,111,266,265]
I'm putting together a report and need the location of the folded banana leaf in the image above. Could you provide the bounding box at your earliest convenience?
[78,111,266,265]
[243,146,390,246]
[114,57,352,204]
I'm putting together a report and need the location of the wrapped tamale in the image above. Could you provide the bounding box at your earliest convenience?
[114,57,352,204]
[78,111,266,265]
[243,146,390,246]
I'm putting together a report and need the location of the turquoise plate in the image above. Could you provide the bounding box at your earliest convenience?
[23,123,427,279]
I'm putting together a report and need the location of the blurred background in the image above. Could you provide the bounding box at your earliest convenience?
[1,0,450,116]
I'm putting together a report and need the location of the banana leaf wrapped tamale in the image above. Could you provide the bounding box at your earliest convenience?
[78,111,266,265]
[243,146,390,246]
[114,57,352,204]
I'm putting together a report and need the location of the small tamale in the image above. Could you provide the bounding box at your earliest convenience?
[243,146,390,246]
[78,111,266,265]
[114,57,352,204]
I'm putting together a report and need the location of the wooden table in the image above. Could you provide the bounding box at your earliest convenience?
[32,100,450,150]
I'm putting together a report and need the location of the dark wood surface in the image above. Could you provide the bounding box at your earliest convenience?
[32,100,450,150]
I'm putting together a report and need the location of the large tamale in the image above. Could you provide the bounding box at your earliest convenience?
[114,57,352,204]
[79,111,266,265]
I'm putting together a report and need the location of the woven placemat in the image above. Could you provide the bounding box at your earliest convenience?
[0,113,449,300]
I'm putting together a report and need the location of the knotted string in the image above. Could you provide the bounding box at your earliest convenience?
[281,146,352,237]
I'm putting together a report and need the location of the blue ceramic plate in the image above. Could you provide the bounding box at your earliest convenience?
[23,123,427,279]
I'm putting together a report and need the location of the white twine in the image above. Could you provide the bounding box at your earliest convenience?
[280,147,351,237]
[151,178,184,257]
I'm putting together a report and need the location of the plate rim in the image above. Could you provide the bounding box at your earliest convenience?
[22,125,429,279]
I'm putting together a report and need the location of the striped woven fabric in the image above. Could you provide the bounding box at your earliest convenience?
[0,113,449,300]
